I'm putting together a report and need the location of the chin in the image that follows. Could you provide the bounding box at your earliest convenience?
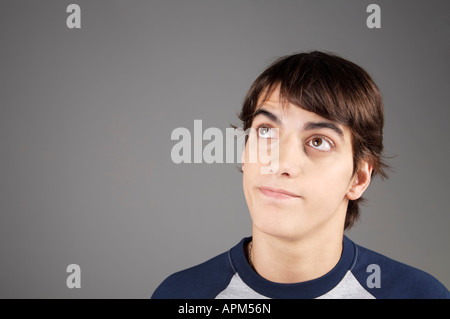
[250,202,342,241]
[250,206,315,240]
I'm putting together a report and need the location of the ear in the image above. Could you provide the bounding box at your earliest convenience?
[346,161,373,200]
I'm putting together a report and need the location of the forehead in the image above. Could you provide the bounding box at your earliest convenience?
[255,86,329,122]
[254,87,352,140]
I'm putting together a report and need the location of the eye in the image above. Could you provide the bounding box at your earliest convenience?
[256,125,278,139]
[308,136,333,151]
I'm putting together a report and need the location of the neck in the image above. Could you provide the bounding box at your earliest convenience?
[249,227,344,284]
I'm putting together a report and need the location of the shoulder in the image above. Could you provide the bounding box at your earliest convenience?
[151,249,236,299]
[350,242,449,299]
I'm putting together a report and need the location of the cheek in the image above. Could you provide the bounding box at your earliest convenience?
[304,156,354,203]
[242,165,262,193]
[243,132,262,166]
[242,159,258,205]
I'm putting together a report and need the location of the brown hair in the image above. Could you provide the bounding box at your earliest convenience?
[239,51,389,230]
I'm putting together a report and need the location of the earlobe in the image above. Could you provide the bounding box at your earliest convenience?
[346,162,373,201]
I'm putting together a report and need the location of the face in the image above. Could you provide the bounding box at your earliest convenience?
[242,89,359,240]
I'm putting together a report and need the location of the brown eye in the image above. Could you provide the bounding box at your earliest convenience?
[257,126,276,139]
[308,136,333,151]
[259,127,270,136]
[312,138,322,147]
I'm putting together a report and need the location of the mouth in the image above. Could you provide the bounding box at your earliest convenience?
[258,186,301,200]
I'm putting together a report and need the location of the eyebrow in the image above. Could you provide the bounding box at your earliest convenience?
[253,107,344,138]
[303,121,344,138]
[253,108,281,124]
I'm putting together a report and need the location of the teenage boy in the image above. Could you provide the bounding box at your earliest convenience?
[152,51,449,299]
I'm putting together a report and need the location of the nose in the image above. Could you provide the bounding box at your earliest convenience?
[267,132,303,177]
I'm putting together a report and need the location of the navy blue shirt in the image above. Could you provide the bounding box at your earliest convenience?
[152,236,449,299]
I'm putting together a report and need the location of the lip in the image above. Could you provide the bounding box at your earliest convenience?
[258,186,301,199]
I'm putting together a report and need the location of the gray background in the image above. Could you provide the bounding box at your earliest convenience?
[1,0,449,298]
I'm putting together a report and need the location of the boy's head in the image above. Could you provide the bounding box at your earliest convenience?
[239,51,389,234]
